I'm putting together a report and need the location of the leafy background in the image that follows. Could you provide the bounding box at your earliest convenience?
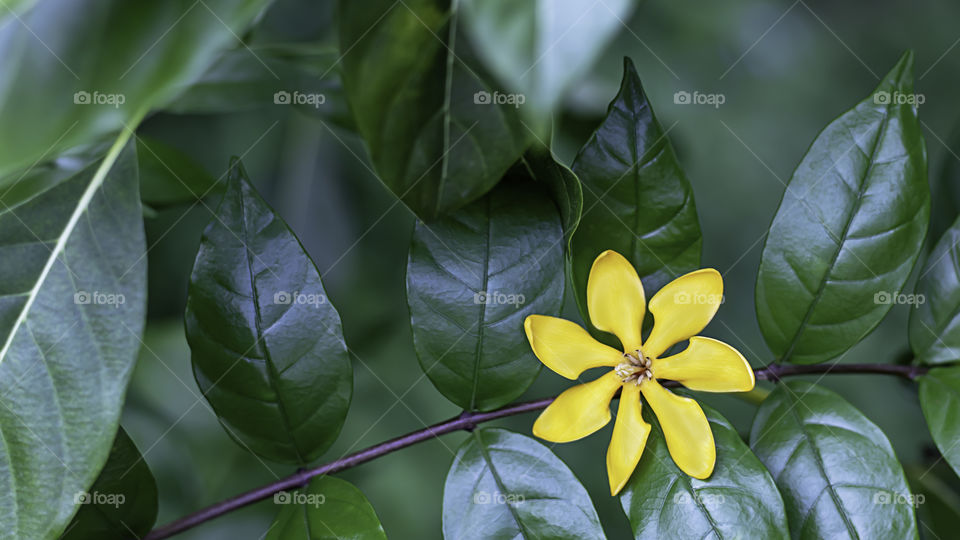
[61,0,960,537]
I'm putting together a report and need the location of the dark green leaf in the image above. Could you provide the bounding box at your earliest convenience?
[164,43,353,128]
[756,52,929,364]
[522,148,582,248]
[910,216,960,364]
[459,0,637,129]
[266,476,386,540]
[442,428,605,540]
[62,428,158,540]
[137,136,221,207]
[919,367,960,478]
[0,138,147,538]
[621,404,788,539]
[185,160,351,465]
[571,57,701,331]
[339,0,529,220]
[407,179,564,411]
[0,0,270,179]
[751,382,918,539]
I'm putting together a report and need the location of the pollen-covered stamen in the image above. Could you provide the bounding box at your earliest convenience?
[615,349,654,385]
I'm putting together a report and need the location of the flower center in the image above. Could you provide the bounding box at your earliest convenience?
[615,350,653,386]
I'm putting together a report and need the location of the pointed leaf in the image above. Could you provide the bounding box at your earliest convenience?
[62,428,158,540]
[621,404,788,539]
[756,52,930,364]
[266,476,386,540]
[0,139,147,538]
[185,161,351,465]
[910,216,960,364]
[571,58,702,333]
[339,0,529,220]
[407,179,564,411]
[919,367,960,479]
[750,382,918,539]
[442,428,604,540]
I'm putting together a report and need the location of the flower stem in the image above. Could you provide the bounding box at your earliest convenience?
[144,360,929,539]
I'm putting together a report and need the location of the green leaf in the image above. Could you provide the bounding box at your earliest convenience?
[919,367,960,479]
[164,43,353,128]
[756,51,930,364]
[0,0,271,179]
[339,0,529,220]
[459,0,637,129]
[62,428,158,540]
[750,381,918,539]
[571,57,701,330]
[137,136,221,207]
[621,404,788,539]
[522,148,582,248]
[266,476,386,540]
[910,216,960,364]
[185,160,352,465]
[442,428,604,540]
[0,135,147,539]
[407,179,564,411]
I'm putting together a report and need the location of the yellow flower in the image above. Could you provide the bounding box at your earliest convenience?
[524,250,754,495]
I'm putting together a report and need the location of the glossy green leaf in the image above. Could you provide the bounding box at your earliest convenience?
[407,179,564,411]
[62,428,158,540]
[621,404,788,539]
[0,136,147,539]
[460,0,637,128]
[751,382,918,539]
[910,216,960,364]
[442,428,604,540]
[756,52,929,364]
[0,0,271,180]
[164,43,352,128]
[185,160,352,465]
[339,0,529,220]
[522,148,582,248]
[571,57,701,331]
[137,136,221,207]
[266,476,386,540]
[919,367,960,479]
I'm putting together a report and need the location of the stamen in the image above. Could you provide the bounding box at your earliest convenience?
[616,349,653,385]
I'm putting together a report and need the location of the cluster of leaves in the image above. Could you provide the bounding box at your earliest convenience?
[1,1,958,539]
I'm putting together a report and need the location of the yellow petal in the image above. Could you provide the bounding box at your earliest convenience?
[653,336,755,392]
[587,250,646,352]
[524,315,623,379]
[640,379,715,479]
[606,383,651,495]
[643,269,723,358]
[533,371,622,443]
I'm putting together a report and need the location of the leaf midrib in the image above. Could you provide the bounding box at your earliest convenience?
[468,195,492,410]
[472,431,533,540]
